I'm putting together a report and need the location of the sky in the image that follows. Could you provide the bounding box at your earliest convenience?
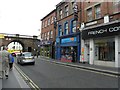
[0,0,61,36]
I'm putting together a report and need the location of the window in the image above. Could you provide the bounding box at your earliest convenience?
[47,32,49,40]
[45,33,47,40]
[59,25,62,36]
[51,16,54,24]
[45,20,47,27]
[72,2,75,13]
[113,0,120,13]
[95,4,101,19]
[72,20,76,33]
[87,8,92,21]
[65,5,69,17]
[48,18,50,26]
[42,22,44,28]
[59,9,62,19]
[64,23,68,35]
[50,30,53,38]
[42,33,44,40]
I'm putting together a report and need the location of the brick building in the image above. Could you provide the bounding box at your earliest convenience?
[81,1,120,67]
[40,9,56,59]
[55,1,82,62]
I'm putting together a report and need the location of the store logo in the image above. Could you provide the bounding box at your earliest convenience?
[70,38,74,41]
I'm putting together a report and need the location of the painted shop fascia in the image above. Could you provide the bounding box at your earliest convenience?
[82,20,120,39]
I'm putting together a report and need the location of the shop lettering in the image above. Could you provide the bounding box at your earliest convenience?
[109,26,120,32]
[88,26,120,35]
[88,29,107,35]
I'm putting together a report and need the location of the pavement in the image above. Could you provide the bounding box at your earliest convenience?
[0,64,30,90]
[39,56,120,76]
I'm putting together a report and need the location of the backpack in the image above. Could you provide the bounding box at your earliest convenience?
[9,54,14,63]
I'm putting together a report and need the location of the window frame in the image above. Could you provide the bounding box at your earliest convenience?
[94,4,101,19]
[86,8,93,22]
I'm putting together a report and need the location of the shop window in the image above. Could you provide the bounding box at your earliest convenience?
[95,39,115,61]
[95,4,101,19]
[64,22,68,35]
[87,8,92,21]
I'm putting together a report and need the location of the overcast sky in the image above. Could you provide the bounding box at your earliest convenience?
[0,0,61,36]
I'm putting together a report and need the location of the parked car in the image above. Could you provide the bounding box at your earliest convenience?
[17,52,35,65]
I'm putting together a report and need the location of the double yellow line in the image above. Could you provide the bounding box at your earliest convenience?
[14,64,40,90]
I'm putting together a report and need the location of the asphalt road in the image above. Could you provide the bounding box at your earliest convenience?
[16,57,119,88]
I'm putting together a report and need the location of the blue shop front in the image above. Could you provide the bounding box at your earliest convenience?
[55,32,81,62]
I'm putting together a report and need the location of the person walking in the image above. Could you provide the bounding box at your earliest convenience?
[0,46,10,79]
[9,53,14,71]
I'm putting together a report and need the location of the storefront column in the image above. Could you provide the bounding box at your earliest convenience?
[89,39,94,65]
[115,36,120,68]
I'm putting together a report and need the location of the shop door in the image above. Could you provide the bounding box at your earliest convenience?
[85,44,89,63]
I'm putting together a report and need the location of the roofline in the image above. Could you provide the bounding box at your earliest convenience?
[56,1,65,7]
[40,9,56,21]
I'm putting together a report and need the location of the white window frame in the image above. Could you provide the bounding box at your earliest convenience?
[87,8,92,21]
[65,5,69,17]
[95,4,101,19]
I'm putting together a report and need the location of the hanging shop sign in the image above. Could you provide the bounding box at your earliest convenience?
[61,37,77,43]
[82,22,120,39]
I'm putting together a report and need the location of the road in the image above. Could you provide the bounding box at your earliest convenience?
[16,57,119,88]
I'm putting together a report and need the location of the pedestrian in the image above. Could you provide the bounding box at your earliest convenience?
[9,53,14,71]
[71,49,75,62]
[0,46,10,79]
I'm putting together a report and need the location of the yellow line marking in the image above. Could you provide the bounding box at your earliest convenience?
[14,64,40,90]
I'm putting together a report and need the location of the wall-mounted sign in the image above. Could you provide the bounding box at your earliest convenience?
[82,22,120,39]
[0,34,4,38]
[61,37,77,43]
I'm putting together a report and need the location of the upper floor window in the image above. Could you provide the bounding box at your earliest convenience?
[87,8,92,21]
[65,5,69,17]
[45,33,47,40]
[50,30,53,38]
[58,25,62,36]
[71,20,76,33]
[48,18,50,26]
[45,20,47,27]
[95,4,101,19]
[51,16,54,24]
[59,9,63,19]
[47,32,49,40]
[113,0,120,13]
[64,22,68,35]
[42,22,44,28]
[72,2,75,13]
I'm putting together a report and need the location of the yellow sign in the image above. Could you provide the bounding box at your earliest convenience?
[0,34,4,38]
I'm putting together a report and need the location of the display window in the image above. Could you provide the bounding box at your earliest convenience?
[95,38,115,61]
[61,46,77,62]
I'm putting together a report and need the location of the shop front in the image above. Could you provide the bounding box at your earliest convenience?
[40,40,54,58]
[56,33,81,62]
[82,21,120,67]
